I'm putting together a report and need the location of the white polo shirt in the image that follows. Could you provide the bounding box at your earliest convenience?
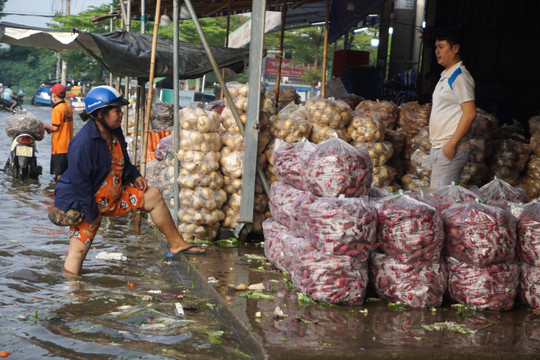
[429,61,475,149]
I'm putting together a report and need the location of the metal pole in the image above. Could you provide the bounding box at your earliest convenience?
[220,0,232,100]
[124,0,132,135]
[173,0,180,227]
[109,5,114,86]
[140,0,161,177]
[238,0,266,230]
[275,2,287,106]
[321,0,330,98]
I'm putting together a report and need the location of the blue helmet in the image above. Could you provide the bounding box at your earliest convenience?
[85,85,129,114]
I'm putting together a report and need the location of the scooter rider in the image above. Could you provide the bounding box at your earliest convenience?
[3,84,18,111]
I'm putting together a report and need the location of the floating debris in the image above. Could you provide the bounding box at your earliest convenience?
[238,291,274,300]
[174,303,184,317]
[95,252,127,261]
[422,321,477,335]
[247,283,265,291]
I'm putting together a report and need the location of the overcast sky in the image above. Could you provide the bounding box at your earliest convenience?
[2,0,112,28]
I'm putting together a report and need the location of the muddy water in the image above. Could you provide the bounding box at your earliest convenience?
[0,105,252,359]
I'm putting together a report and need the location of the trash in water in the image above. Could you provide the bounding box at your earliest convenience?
[421,321,477,335]
[95,252,127,261]
[247,282,265,291]
[207,276,219,284]
[175,302,184,317]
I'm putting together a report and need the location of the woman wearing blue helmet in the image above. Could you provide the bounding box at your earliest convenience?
[51,85,205,275]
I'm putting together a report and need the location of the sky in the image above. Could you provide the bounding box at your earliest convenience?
[2,0,112,28]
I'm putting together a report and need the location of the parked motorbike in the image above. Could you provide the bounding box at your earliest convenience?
[4,132,42,180]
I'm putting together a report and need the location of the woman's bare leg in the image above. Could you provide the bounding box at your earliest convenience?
[143,187,205,254]
[64,238,91,275]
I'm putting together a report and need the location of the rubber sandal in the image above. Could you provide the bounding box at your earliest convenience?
[166,245,206,258]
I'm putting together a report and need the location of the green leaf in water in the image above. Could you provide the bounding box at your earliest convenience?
[244,254,267,261]
[388,302,409,312]
[297,292,317,305]
[422,321,476,335]
[207,330,224,345]
[238,291,275,300]
[279,338,289,342]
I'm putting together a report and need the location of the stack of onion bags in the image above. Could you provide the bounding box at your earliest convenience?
[442,198,519,311]
[304,97,352,143]
[460,109,498,187]
[220,82,270,231]
[398,101,432,191]
[263,140,312,276]
[371,193,447,308]
[520,115,540,199]
[510,201,540,308]
[174,106,226,240]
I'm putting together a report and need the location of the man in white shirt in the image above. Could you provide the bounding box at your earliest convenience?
[429,30,477,188]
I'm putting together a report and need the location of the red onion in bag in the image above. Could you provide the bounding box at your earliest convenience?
[374,193,444,263]
[446,256,519,311]
[262,219,302,273]
[273,139,315,190]
[479,176,528,209]
[420,183,478,212]
[370,252,447,308]
[511,201,540,266]
[292,238,368,304]
[442,201,517,266]
[519,262,540,308]
[291,192,376,260]
[268,182,306,229]
[301,138,372,197]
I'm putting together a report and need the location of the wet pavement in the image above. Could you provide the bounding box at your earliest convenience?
[2,104,540,360]
[187,239,540,359]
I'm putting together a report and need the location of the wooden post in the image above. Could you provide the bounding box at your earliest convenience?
[275,2,287,106]
[321,0,330,98]
[140,0,161,177]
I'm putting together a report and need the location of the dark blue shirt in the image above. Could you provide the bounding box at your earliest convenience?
[54,120,141,222]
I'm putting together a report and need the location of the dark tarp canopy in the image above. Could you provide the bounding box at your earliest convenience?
[0,21,250,79]
[86,30,249,78]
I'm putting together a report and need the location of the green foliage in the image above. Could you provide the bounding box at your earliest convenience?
[0,46,57,93]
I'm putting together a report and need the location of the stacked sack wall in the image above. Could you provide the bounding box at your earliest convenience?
[220,82,271,231]
[520,115,540,199]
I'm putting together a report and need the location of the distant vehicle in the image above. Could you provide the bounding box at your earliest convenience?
[31,86,52,106]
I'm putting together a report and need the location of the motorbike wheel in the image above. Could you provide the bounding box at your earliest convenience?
[19,166,28,181]
[11,161,19,179]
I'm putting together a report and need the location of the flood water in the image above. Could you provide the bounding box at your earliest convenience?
[0,104,253,359]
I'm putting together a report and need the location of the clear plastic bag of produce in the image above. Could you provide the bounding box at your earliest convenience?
[420,182,478,212]
[529,115,540,136]
[5,111,45,140]
[273,139,315,190]
[530,135,540,158]
[151,102,174,130]
[220,150,244,179]
[519,262,540,308]
[446,256,519,311]
[372,164,397,187]
[177,205,225,227]
[269,102,311,143]
[361,141,393,167]
[374,192,444,263]
[179,129,222,152]
[301,138,372,197]
[177,150,221,174]
[398,101,431,135]
[179,106,221,133]
[442,200,517,266]
[460,161,490,187]
[384,128,405,154]
[145,159,168,190]
[510,201,540,266]
[291,238,369,305]
[304,97,352,128]
[409,149,431,179]
[370,252,447,308]
[309,123,351,144]
[268,182,306,229]
[411,126,431,152]
[178,169,223,190]
[154,134,173,161]
[355,100,399,130]
[347,112,385,143]
[469,138,492,162]
[290,192,377,260]
[178,222,220,241]
[400,173,430,191]
[262,219,302,273]
[220,107,244,134]
[470,109,498,140]
[479,176,528,208]
[490,139,530,182]
[177,187,227,211]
